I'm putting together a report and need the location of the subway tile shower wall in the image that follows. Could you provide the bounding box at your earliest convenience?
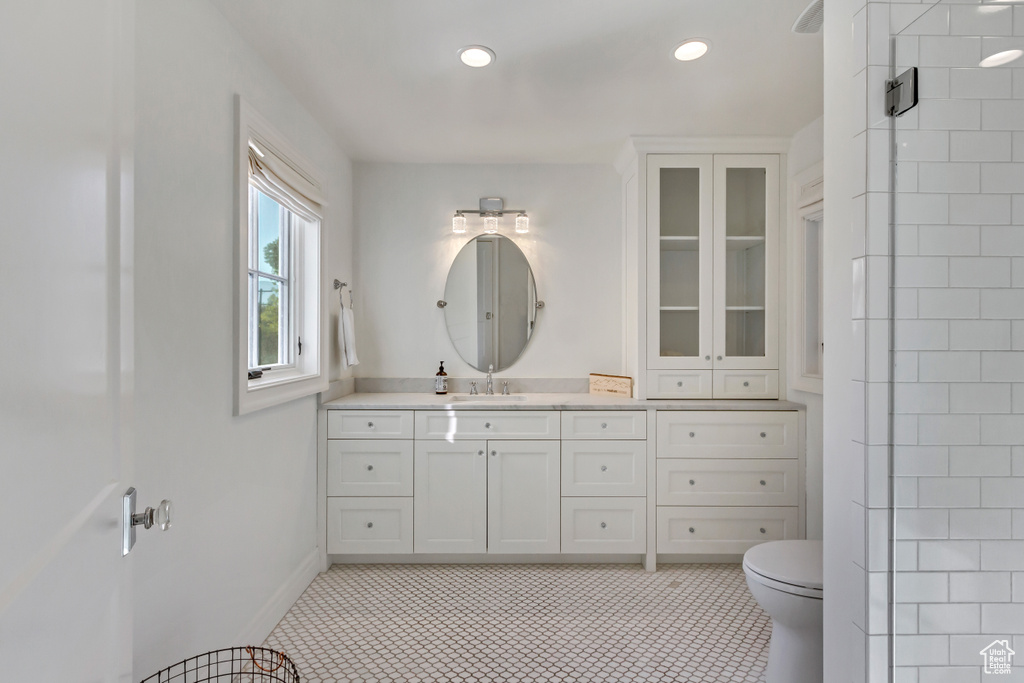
[851,1,1024,681]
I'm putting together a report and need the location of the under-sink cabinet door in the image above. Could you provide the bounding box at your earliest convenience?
[561,497,646,554]
[657,411,798,459]
[327,440,413,497]
[416,411,560,440]
[560,411,647,440]
[487,441,560,554]
[414,441,487,553]
[327,410,414,439]
[327,497,413,554]
[656,459,797,506]
[561,441,646,497]
[656,506,798,555]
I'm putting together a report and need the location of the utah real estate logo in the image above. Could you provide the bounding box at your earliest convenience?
[980,640,1015,676]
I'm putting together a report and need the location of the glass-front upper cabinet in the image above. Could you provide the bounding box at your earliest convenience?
[713,155,779,370]
[646,155,713,370]
[646,154,779,376]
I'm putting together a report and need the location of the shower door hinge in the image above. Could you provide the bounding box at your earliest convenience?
[886,67,918,117]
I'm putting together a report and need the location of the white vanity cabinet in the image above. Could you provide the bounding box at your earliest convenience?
[325,411,415,554]
[655,410,801,555]
[631,150,782,399]
[560,411,647,554]
[414,411,561,554]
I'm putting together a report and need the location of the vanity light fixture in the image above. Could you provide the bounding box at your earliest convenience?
[451,197,529,235]
[674,39,710,62]
[458,45,495,68]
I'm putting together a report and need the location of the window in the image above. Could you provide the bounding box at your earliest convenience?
[788,163,824,394]
[236,98,327,415]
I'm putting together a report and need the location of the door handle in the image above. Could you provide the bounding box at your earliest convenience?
[123,487,173,556]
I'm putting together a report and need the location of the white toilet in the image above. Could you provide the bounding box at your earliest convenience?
[743,540,823,683]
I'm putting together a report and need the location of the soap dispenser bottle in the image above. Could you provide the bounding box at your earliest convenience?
[435,361,448,395]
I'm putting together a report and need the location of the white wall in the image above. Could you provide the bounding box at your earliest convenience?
[353,163,622,379]
[133,0,352,675]
[787,116,825,541]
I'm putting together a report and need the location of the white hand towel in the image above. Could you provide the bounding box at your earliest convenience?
[338,305,351,368]
[342,307,359,367]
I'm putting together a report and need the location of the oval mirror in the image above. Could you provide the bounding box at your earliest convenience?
[443,235,538,372]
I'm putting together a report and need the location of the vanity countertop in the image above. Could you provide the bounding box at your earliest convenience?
[322,393,805,411]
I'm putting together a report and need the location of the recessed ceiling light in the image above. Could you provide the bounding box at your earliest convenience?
[674,39,710,62]
[458,45,495,68]
[980,49,1023,68]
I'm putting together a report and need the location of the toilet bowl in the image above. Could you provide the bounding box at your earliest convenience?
[743,540,823,683]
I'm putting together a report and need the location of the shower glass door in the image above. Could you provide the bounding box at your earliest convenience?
[892,3,1024,680]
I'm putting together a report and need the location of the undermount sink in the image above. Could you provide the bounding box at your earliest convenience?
[449,394,528,402]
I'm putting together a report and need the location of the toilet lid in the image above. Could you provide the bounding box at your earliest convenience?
[743,540,823,591]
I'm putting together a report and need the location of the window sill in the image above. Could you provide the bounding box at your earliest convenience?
[237,369,327,415]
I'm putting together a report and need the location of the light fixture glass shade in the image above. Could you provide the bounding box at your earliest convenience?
[452,212,467,234]
[515,213,529,234]
[483,215,499,233]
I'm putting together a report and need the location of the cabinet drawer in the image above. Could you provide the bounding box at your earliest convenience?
[327,497,413,554]
[561,411,647,440]
[656,506,799,555]
[712,370,779,399]
[646,370,712,399]
[327,410,414,439]
[657,411,798,459]
[561,497,646,554]
[656,459,798,506]
[561,442,646,497]
[415,411,559,440]
[327,440,413,497]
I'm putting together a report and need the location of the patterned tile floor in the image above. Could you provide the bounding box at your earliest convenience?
[265,563,770,682]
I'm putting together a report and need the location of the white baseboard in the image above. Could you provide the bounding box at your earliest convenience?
[234,548,320,646]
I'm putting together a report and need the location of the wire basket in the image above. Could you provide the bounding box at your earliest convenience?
[140,646,300,683]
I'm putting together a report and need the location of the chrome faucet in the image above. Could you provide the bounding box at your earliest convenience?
[486,364,494,395]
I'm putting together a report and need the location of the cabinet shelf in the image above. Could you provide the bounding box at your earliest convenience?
[725,236,766,251]
[660,306,699,312]
[725,306,766,311]
[660,236,700,251]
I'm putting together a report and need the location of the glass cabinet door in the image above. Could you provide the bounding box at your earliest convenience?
[713,155,779,370]
[646,155,713,369]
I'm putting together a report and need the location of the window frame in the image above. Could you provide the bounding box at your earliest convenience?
[236,97,327,415]
[248,184,297,372]
[787,161,824,395]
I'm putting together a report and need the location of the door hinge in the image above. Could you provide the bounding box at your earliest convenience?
[886,67,918,117]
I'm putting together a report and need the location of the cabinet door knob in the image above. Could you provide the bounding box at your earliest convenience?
[367,465,374,471]
[689,479,695,485]
[760,528,766,534]
[601,423,608,429]
[485,422,492,429]
[601,465,608,472]
[760,480,766,486]
[689,527,695,534]
[760,432,767,438]
[367,421,374,428]
[600,522,607,529]
[367,522,374,529]
[705,356,710,361]
[689,432,695,438]
[717,356,723,361]
[676,381,683,387]
[478,450,484,456]
[743,381,750,387]
[491,450,497,457]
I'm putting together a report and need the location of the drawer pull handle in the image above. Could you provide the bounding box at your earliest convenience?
[677,381,683,387]
[367,465,374,471]
[760,480,766,486]
[760,432,766,438]
[743,381,750,387]
[367,421,374,428]
[485,422,492,429]
[759,528,766,534]
[689,432,695,438]
[689,479,695,486]
[717,355,723,361]
[688,527,695,534]
[601,465,608,472]
[491,450,497,457]
[705,355,710,361]
[601,423,608,429]
[478,450,484,456]
[600,522,607,529]
[367,522,374,529]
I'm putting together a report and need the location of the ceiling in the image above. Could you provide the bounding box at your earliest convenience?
[209,0,824,164]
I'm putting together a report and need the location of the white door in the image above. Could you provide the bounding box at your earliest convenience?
[487,441,560,554]
[0,0,135,680]
[414,441,488,553]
